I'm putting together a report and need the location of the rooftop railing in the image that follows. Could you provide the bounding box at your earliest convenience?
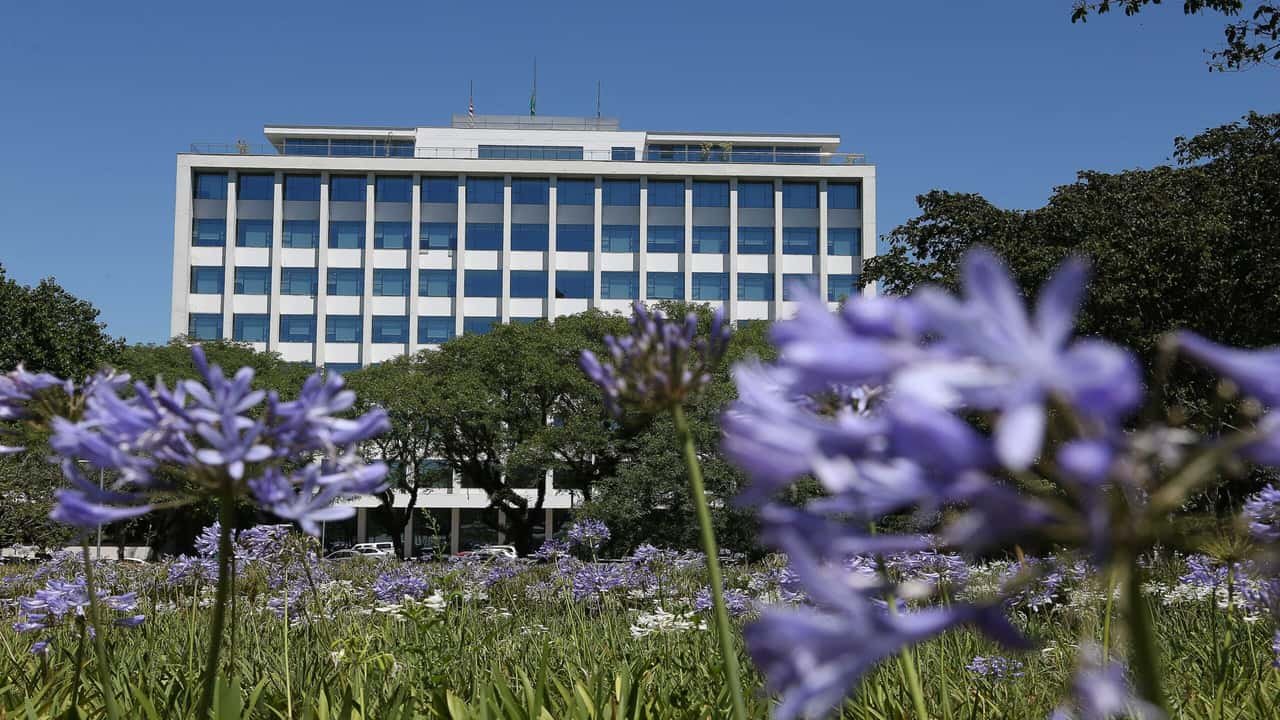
[187,143,869,165]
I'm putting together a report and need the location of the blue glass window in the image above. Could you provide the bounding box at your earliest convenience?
[330,176,367,202]
[464,270,501,297]
[556,224,593,251]
[280,268,318,295]
[510,270,548,298]
[554,270,592,299]
[327,269,363,296]
[692,226,729,253]
[422,177,457,203]
[512,223,549,251]
[647,272,684,300]
[329,221,365,249]
[738,227,774,254]
[234,267,270,295]
[647,225,684,253]
[783,274,818,300]
[611,147,636,161]
[420,222,457,250]
[511,316,540,325]
[738,273,774,301]
[279,315,316,342]
[418,316,455,344]
[600,271,639,299]
[283,138,328,156]
[603,180,640,206]
[419,269,456,297]
[464,317,498,335]
[828,183,860,210]
[236,219,272,248]
[828,274,861,302]
[282,220,319,248]
[783,227,818,255]
[512,178,549,204]
[331,139,373,157]
[233,314,269,342]
[194,173,227,200]
[374,221,411,249]
[375,176,412,203]
[692,272,728,300]
[326,315,362,343]
[373,269,409,297]
[466,177,503,204]
[284,175,320,202]
[188,313,222,340]
[325,362,362,375]
[693,181,729,208]
[192,219,226,247]
[647,180,684,207]
[237,174,273,201]
[372,316,409,343]
[478,145,583,160]
[190,267,223,294]
[738,182,774,208]
[466,223,502,251]
[602,225,639,253]
[558,179,594,205]
[782,182,818,209]
[828,228,861,256]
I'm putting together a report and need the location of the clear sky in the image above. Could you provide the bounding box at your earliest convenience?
[0,1,1273,344]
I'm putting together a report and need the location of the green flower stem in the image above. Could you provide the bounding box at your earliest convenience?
[1125,560,1168,715]
[80,541,122,720]
[671,404,749,720]
[197,483,236,719]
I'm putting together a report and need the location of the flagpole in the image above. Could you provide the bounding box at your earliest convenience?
[530,58,537,117]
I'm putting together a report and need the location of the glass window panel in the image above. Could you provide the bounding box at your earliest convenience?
[611,147,636,160]
[188,313,222,340]
[418,269,456,297]
[647,180,684,207]
[464,317,498,335]
[420,222,457,250]
[192,218,226,247]
[233,314,269,342]
[374,221,411,249]
[783,274,818,300]
[827,227,861,256]
[738,273,774,301]
[283,138,329,156]
[325,315,362,343]
[325,362,362,375]
[422,177,457,203]
[372,316,409,343]
[603,180,639,206]
[329,176,367,202]
[783,227,818,255]
[512,178,549,205]
[282,220,319,248]
[194,173,227,200]
[373,269,409,297]
[466,177,503,204]
[331,139,373,157]
[601,225,639,253]
[283,174,320,202]
[280,268,318,295]
[465,223,502,251]
[600,271,639,299]
[828,183,860,210]
[190,267,223,294]
[375,176,412,203]
[693,181,729,208]
[737,181,774,208]
[738,226,774,254]
[328,221,365,249]
[646,272,684,300]
[279,314,316,342]
[692,272,728,300]
[418,316,455,344]
[647,225,684,253]
[556,224,593,251]
[233,267,270,295]
[782,182,819,209]
[464,269,501,297]
[236,174,273,201]
[557,179,594,205]
[510,270,548,298]
[692,226,729,254]
[511,223,549,251]
[327,269,363,296]
[828,274,861,302]
[236,219,272,248]
[554,270,592,299]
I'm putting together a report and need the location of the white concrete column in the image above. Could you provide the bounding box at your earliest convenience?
[409,174,422,354]
[860,176,877,297]
[501,174,512,323]
[449,507,461,555]
[728,179,739,322]
[170,164,193,339]
[356,507,368,543]
[221,171,237,340]
[315,173,330,366]
[546,176,557,320]
[818,180,829,306]
[638,178,648,304]
[455,176,467,337]
[683,177,693,304]
[773,179,784,319]
[268,172,284,349]
[360,174,375,365]
[592,177,603,308]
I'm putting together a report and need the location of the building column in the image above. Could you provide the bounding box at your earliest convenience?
[170,164,193,339]
[403,510,414,559]
[497,510,506,545]
[501,174,512,323]
[356,507,368,543]
[449,507,461,555]
[860,177,877,297]
[683,177,693,306]
[592,176,603,308]
[728,179,739,322]
[546,176,557,321]
[360,173,375,365]
[409,174,423,354]
[315,173,331,367]
[544,508,554,542]
[454,176,467,337]
[221,171,238,340]
[773,179,784,320]
[268,171,284,349]
[638,177,648,304]
[818,180,829,307]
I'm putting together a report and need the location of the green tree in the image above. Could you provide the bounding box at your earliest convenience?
[1071,1,1280,71]
[0,450,73,550]
[0,265,123,378]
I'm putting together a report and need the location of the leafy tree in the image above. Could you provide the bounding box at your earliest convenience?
[1071,1,1280,71]
[0,264,123,378]
[0,450,73,550]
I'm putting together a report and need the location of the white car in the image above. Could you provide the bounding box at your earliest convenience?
[351,542,396,557]
[461,545,518,560]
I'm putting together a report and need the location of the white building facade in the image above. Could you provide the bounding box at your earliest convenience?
[170,115,875,554]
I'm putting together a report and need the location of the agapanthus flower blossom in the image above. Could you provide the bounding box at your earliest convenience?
[966,655,1025,680]
[1051,649,1162,720]
[1244,484,1280,544]
[0,366,72,453]
[567,518,611,551]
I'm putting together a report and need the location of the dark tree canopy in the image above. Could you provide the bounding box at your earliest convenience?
[0,265,123,379]
[1071,1,1280,70]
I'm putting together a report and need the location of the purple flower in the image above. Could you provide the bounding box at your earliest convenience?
[694,587,754,617]
[373,566,433,603]
[1244,484,1280,544]
[567,519,611,551]
[1052,649,1162,720]
[966,655,1025,680]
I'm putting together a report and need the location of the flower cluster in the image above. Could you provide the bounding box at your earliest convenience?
[966,655,1025,680]
[46,346,390,534]
[0,366,71,454]
[567,518,611,553]
[12,577,143,654]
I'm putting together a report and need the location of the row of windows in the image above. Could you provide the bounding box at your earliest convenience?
[194,172,860,210]
[193,218,862,255]
[282,138,415,158]
[190,313,491,344]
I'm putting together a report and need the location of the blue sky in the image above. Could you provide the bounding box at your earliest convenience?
[0,1,1273,344]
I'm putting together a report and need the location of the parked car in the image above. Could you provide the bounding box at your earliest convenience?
[324,549,362,561]
[458,545,518,561]
[351,542,395,557]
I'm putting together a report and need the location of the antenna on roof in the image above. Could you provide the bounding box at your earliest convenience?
[468,80,475,125]
[596,80,601,119]
[530,58,537,117]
